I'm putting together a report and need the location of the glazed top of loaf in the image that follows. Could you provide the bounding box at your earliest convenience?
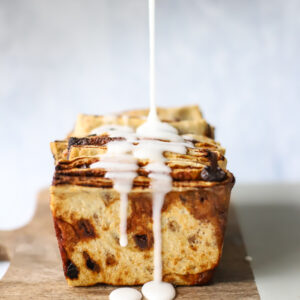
[51,105,234,190]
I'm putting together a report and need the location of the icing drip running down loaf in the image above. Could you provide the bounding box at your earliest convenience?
[50,105,235,288]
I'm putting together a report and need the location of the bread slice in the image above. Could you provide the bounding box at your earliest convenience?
[49,105,234,286]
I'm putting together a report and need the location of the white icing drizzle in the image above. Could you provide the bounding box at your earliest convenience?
[91,131,191,252]
[101,0,178,299]
[136,110,183,143]
[109,287,142,300]
[92,126,180,300]
[92,138,138,247]
[94,128,179,300]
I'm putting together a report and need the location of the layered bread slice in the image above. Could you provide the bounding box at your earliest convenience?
[49,105,234,286]
[50,105,214,164]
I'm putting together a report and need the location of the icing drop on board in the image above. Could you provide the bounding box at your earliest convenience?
[109,287,142,300]
[142,281,176,300]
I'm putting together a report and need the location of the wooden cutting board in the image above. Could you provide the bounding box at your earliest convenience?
[0,190,259,299]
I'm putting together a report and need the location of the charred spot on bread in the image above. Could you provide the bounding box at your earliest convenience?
[201,150,226,182]
[76,219,96,239]
[134,234,149,249]
[68,136,125,149]
[106,253,117,266]
[66,260,79,279]
[83,251,100,273]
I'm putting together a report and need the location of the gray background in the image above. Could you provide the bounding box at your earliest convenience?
[1,0,300,227]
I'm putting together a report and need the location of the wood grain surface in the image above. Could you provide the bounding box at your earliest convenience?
[0,189,259,299]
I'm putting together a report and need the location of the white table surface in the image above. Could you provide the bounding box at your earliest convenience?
[1,183,300,299]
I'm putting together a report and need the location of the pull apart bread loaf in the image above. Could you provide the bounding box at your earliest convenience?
[50,105,235,287]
